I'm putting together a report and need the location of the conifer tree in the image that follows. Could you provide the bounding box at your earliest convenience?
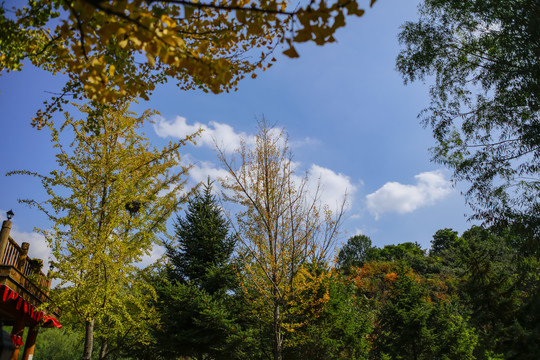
[167,179,236,293]
[156,181,247,359]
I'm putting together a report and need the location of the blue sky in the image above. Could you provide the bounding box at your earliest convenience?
[0,0,476,267]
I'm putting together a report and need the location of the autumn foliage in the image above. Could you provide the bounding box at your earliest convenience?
[0,0,375,127]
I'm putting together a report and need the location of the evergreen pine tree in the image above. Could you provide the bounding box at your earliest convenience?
[155,180,250,359]
[166,179,236,293]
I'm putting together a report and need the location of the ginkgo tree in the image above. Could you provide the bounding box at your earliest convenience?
[218,120,345,360]
[8,102,197,360]
[0,0,374,127]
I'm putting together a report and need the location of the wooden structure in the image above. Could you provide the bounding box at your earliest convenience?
[0,220,61,360]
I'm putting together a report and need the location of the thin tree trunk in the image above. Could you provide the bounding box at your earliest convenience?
[99,338,108,360]
[273,302,282,360]
[82,319,94,360]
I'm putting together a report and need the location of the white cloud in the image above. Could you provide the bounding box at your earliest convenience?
[306,164,356,211]
[290,136,320,148]
[153,116,254,153]
[137,245,166,268]
[355,228,368,235]
[366,170,453,219]
[187,161,231,197]
[154,118,353,213]
[184,160,354,214]
[154,116,317,154]
[189,161,231,184]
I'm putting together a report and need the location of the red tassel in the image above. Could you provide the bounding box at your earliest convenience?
[10,334,23,347]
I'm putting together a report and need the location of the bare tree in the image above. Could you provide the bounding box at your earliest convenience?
[217,119,345,360]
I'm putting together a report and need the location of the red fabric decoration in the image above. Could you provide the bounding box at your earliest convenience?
[42,314,62,328]
[2,286,17,302]
[0,285,62,329]
[10,334,23,347]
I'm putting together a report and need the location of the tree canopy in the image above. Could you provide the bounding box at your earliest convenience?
[1,0,373,127]
[337,234,373,273]
[430,228,458,256]
[396,0,540,231]
[8,103,196,360]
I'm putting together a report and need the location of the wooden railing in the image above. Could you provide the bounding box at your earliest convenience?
[3,237,21,268]
[0,221,52,292]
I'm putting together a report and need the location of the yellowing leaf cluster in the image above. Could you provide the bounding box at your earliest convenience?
[219,119,345,358]
[8,102,198,347]
[0,0,376,127]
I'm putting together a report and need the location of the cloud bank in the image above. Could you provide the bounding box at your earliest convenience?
[154,116,315,154]
[189,161,231,184]
[186,161,355,212]
[153,116,255,153]
[154,116,354,212]
[366,170,452,219]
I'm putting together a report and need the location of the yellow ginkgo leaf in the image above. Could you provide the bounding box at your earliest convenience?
[282,46,300,58]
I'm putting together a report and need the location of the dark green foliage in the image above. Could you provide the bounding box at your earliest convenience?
[397,0,540,230]
[430,228,459,256]
[3,326,83,360]
[284,273,373,360]
[166,180,236,293]
[339,225,540,359]
[155,181,245,360]
[397,6,540,354]
[371,266,477,360]
[369,242,425,262]
[451,226,540,359]
[337,235,374,274]
[368,242,442,275]
[156,282,248,360]
[514,283,540,359]
[397,0,540,350]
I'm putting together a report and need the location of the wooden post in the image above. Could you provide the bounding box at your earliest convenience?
[17,242,29,272]
[22,326,39,360]
[10,316,25,360]
[0,220,12,264]
[46,270,53,293]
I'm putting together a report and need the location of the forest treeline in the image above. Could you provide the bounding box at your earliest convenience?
[31,184,539,360]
